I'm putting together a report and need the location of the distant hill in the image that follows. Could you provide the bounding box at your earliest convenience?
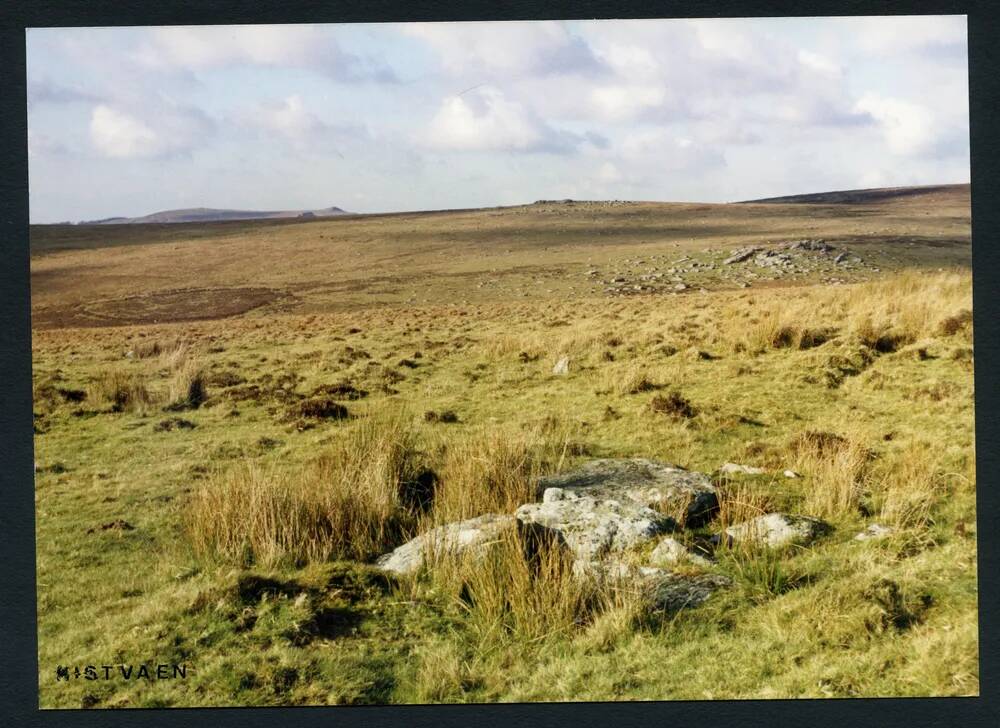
[80,206,349,225]
[739,184,969,205]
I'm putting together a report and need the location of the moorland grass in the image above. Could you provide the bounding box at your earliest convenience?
[32,270,977,707]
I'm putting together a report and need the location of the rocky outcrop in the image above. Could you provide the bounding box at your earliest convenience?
[725,513,831,548]
[375,460,830,616]
[534,458,719,527]
[376,513,514,575]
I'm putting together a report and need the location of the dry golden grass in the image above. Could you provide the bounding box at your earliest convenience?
[715,480,775,535]
[428,423,577,523]
[184,463,337,568]
[874,443,946,531]
[186,410,424,566]
[718,270,971,357]
[790,433,872,520]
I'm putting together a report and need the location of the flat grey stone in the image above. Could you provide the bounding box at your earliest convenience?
[376,513,514,575]
[535,458,718,527]
[725,513,831,548]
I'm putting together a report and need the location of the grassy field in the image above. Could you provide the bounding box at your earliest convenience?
[31,185,977,707]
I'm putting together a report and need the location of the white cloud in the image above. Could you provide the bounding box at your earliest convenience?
[238,95,368,154]
[848,15,967,57]
[618,129,725,172]
[797,49,842,77]
[401,21,604,77]
[90,106,159,158]
[424,86,576,153]
[254,96,327,142]
[135,25,396,81]
[853,94,936,155]
[89,103,213,159]
[589,85,668,122]
[597,161,622,183]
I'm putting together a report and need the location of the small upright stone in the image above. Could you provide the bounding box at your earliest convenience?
[552,356,570,375]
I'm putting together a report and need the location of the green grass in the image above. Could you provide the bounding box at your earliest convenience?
[32,267,976,707]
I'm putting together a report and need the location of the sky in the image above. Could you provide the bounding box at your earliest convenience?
[26,16,970,223]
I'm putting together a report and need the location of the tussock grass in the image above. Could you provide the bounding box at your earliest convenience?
[791,432,872,520]
[89,368,154,413]
[167,359,207,410]
[408,639,482,703]
[648,391,697,419]
[186,410,424,567]
[613,366,660,395]
[129,336,187,361]
[422,526,635,649]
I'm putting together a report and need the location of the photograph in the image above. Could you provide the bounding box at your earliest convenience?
[27,15,976,708]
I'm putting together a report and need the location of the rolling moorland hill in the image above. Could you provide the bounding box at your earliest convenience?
[80,205,350,226]
[739,183,967,205]
[30,184,970,330]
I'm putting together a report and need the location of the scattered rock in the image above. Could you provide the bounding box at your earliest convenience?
[725,513,831,548]
[783,470,801,478]
[153,417,196,432]
[516,488,675,561]
[376,513,514,575]
[754,251,793,268]
[719,462,766,475]
[87,519,135,534]
[424,409,459,424]
[534,458,718,527]
[649,537,714,568]
[855,523,894,541]
[286,397,349,421]
[649,391,698,419]
[552,356,570,375]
